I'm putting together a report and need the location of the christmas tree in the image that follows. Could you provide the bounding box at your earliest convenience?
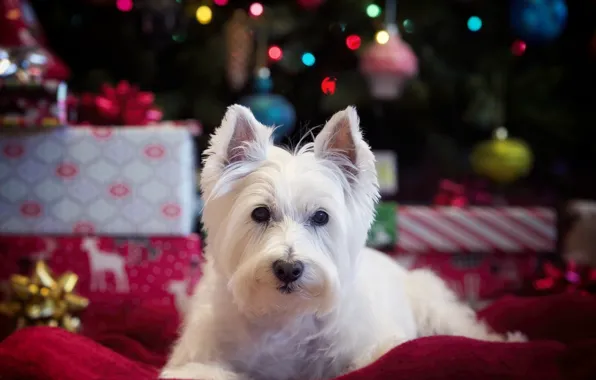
[16,0,596,196]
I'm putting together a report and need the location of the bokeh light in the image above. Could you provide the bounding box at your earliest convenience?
[346,35,361,50]
[196,6,213,24]
[249,3,264,17]
[366,4,381,18]
[268,46,283,61]
[467,16,482,32]
[214,0,228,6]
[116,0,133,12]
[375,30,390,44]
[403,19,414,33]
[511,39,527,56]
[301,52,315,66]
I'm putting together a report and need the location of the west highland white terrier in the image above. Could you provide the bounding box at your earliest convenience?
[161,105,526,380]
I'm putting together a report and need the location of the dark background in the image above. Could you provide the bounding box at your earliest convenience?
[28,0,596,200]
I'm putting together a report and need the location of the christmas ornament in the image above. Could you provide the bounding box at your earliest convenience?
[510,0,568,44]
[532,260,596,295]
[321,76,337,95]
[0,260,89,332]
[225,10,253,91]
[239,69,296,142]
[360,0,418,100]
[0,0,69,80]
[77,81,163,126]
[470,127,533,184]
[0,46,52,83]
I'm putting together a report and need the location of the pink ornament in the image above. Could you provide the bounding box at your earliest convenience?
[360,26,418,100]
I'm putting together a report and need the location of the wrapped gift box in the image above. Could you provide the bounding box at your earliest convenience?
[0,235,203,315]
[0,80,68,128]
[397,206,556,254]
[373,150,398,196]
[393,252,539,305]
[0,125,195,235]
[367,202,398,249]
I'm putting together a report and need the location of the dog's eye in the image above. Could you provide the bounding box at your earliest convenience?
[251,207,271,223]
[311,210,329,226]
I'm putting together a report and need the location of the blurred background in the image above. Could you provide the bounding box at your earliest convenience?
[15,0,596,201]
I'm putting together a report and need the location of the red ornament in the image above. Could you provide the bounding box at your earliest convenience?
[321,76,337,95]
[297,0,325,10]
[268,46,283,61]
[511,40,527,56]
[346,35,361,50]
[77,81,163,126]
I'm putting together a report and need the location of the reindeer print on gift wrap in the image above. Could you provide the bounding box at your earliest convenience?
[166,256,201,315]
[81,237,129,293]
[30,238,57,262]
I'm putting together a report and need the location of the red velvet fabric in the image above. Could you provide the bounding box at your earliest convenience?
[1,294,595,380]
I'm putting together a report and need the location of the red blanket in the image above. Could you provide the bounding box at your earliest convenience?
[1,293,596,380]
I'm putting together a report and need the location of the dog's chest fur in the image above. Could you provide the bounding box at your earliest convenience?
[225,317,350,380]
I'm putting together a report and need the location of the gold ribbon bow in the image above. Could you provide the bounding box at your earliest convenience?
[0,261,89,332]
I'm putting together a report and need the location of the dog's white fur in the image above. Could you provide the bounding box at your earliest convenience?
[161,105,526,380]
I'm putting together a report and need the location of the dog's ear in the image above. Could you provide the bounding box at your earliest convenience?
[209,104,272,165]
[201,105,272,198]
[314,106,372,181]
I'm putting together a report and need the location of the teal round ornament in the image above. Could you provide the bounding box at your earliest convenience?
[510,0,567,43]
[239,76,296,142]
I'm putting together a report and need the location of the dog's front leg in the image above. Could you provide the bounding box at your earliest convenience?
[160,363,248,380]
[160,318,248,380]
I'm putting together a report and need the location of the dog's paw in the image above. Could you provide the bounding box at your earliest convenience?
[505,331,528,343]
[160,363,248,380]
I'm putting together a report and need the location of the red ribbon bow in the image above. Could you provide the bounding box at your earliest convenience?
[77,81,163,126]
[534,261,596,295]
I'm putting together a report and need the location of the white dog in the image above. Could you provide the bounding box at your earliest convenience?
[161,105,525,380]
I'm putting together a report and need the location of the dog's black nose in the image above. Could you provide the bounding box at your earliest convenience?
[272,260,304,283]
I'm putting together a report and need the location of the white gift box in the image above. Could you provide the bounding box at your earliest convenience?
[0,125,196,235]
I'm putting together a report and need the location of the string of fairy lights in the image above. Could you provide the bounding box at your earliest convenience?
[194,1,413,68]
[111,1,530,64]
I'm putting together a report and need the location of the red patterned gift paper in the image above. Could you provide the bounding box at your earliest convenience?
[0,125,195,235]
[394,252,538,305]
[397,206,556,255]
[0,80,67,128]
[0,235,203,316]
